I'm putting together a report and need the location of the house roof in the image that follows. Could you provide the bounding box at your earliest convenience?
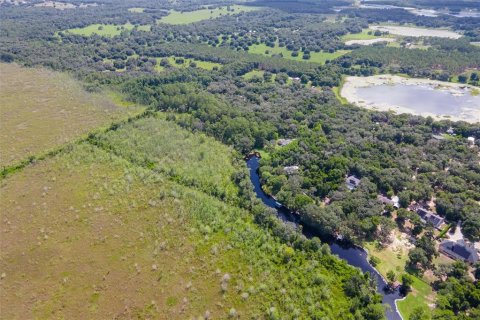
[416,208,444,228]
[440,240,479,263]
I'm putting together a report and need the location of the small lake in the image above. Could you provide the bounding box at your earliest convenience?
[355,84,480,122]
[246,156,403,320]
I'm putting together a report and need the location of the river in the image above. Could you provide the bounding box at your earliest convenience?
[247,156,403,320]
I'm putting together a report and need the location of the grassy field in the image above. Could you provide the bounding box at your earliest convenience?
[65,23,151,37]
[155,57,222,72]
[341,29,379,41]
[158,5,259,25]
[0,63,142,167]
[397,277,435,319]
[248,42,350,64]
[128,7,145,13]
[1,114,359,318]
[93,116,239,201]
[365,238,434,319]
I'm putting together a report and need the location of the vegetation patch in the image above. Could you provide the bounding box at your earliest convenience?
[155,56,222,72]
[0,63,142,167]
[158,5,259,25]
[127,7,145,13]
[1,124,363,319]
[64,23,150,37]
[248,42,350,64]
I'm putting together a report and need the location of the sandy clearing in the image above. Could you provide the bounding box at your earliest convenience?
[345,38,396,46]
[370,25,461,39]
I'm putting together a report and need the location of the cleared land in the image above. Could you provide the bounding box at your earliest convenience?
[1,116,357,319]
[158,5,259,25]
[248,42,349,64]
[155,57,222,72]
[365,235,434,319]
[128,7,145,13]
[370,25,461,39]
[64,23,151,37]
[0,63,142,167]
[345,38,395,46]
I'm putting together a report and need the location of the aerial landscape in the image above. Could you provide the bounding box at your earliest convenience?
[0,0,479,319]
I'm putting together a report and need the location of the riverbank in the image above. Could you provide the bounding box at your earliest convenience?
[246,156,403,320]
[341,75,480,123]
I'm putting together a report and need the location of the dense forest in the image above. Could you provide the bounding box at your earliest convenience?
[1,0,479,319]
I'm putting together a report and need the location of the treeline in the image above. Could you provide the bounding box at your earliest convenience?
[343,46,480,78]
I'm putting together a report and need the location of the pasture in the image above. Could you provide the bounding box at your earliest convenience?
[64,23,150,37]
[248,42,350,64]
[0,63,142,167]
[158,5,259,25]
[156,56,222,72]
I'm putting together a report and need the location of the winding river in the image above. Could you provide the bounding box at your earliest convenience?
[247,156,403,320]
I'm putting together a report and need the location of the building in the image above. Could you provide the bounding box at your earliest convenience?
[377,195,400,208]
[283,165,299,175]
[467,137,475,145]
[440,240,479,264]
[277,138,294,147]
[416,208,445,230]
[346,175,361,190]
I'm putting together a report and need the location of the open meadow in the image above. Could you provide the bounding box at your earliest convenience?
[64,23,151,37]
[0,63,143,167]
[248,42,350,64]
[158,5,259,25]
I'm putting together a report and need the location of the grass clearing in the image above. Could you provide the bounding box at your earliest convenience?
[365,235,434,319]
[156,56,222,72]
[64,23,151,37]
[0,63,143,167]
[248,42,349,64]
[128,7,145,13]
[341,29,379,41]
[397,277,435,319]
[158,5,259,25]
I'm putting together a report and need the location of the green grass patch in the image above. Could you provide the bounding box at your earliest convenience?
[397,276,434,319]
[248,42,349,64]
[128,7,145,13]
[341,29,379,41]
[158,5,259,25]
[156,56,222,71]
[64,22,150,37]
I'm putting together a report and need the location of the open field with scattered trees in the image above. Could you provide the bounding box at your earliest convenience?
[0,63,143,167]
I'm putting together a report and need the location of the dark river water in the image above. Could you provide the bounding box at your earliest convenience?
[247,156,403,320]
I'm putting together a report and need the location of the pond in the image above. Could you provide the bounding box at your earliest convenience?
[246,156,403,320]
[342,76,480,123]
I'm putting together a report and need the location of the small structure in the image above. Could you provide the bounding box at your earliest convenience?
[467,137,475,145]
[377,195,400,208]
[446,127,455,135]
[440,240,479,264]
[432,134,445,140]
[277,139,294,147]
[346,175,361,190]
[416,207,444,229]
[283,165,299,175]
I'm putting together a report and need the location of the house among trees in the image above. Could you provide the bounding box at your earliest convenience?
[416,207,445,229]
[277,138,294,146]
[346,175,360,190]
[283,165,299,175]
[377,194,400,208]
[439,240,479,264]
